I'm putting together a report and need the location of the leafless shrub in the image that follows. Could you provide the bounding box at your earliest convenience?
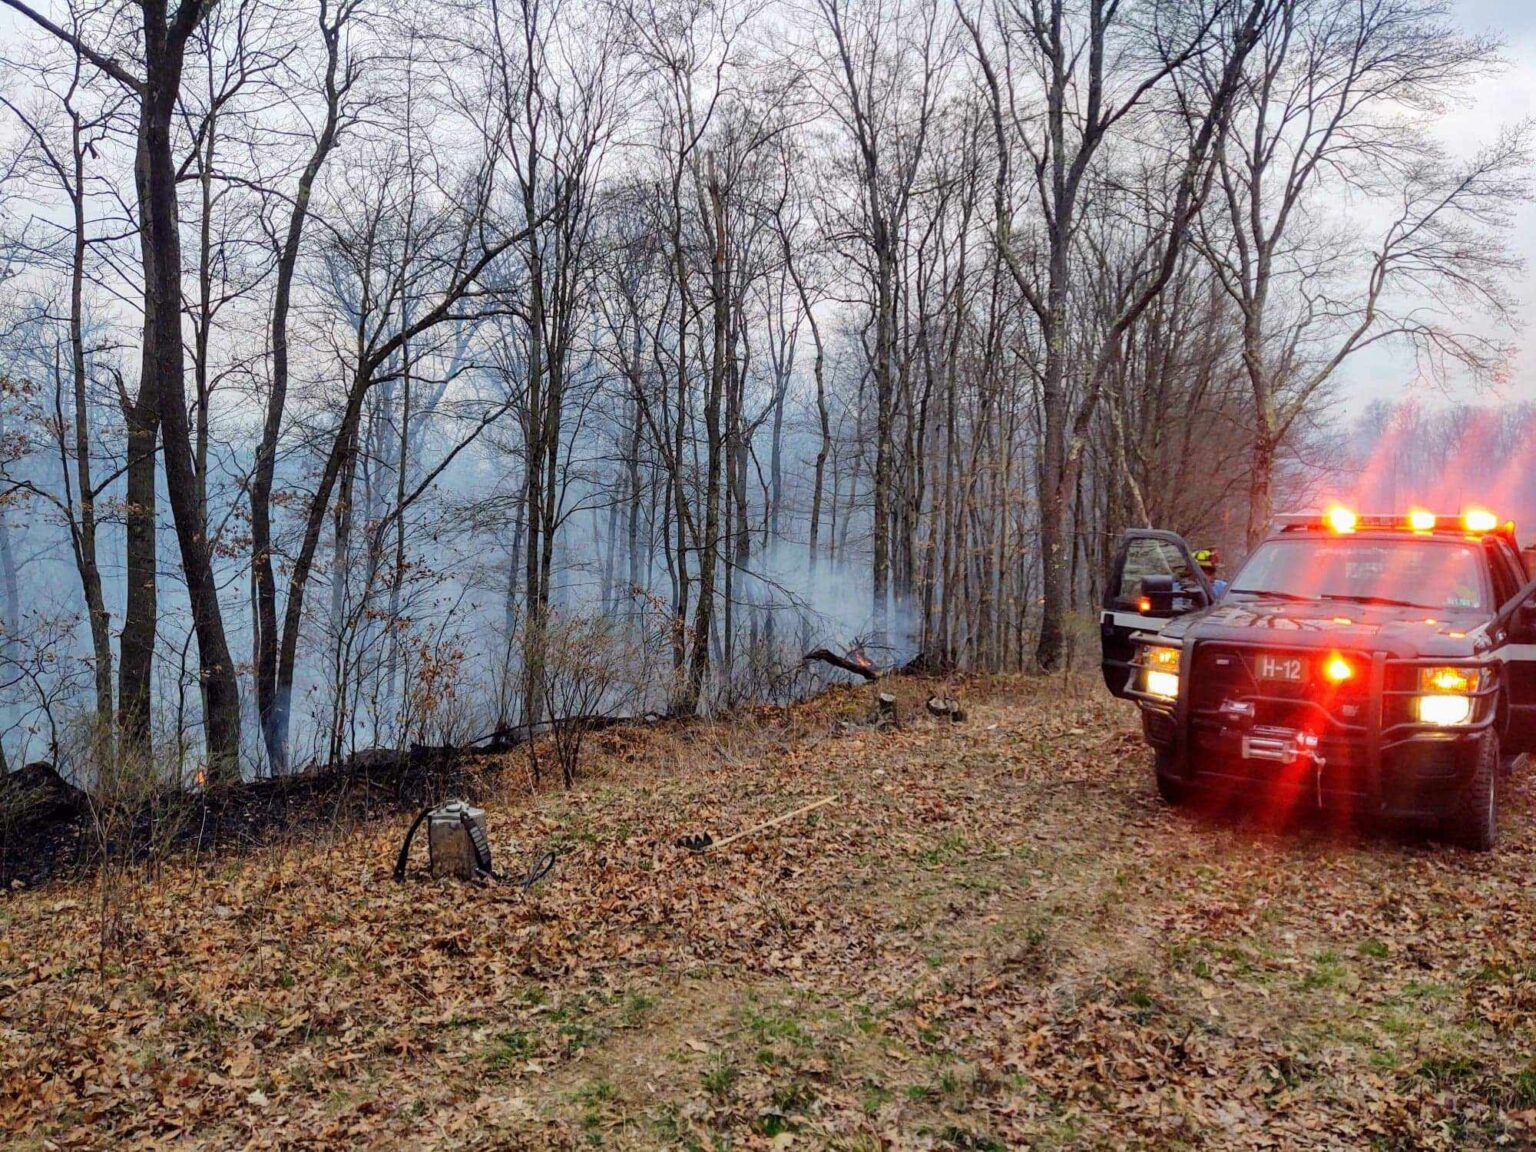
[401,627,478,752]
[534,611,642,789]
[56,713,192,969]
[722,624,813,708]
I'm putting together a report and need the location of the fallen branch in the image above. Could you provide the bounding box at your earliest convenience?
[689,794,838,853]
[803,647,878,681]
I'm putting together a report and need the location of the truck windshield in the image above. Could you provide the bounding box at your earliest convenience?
[1228,538,1489,612]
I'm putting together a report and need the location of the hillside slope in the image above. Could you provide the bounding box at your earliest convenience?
[3,675,1535,1150]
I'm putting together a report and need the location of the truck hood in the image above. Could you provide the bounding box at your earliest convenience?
[1160,597,1492,659]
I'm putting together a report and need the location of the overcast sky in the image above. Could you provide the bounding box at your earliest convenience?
[1457,0,1536,404]
[1340,0,1536,413]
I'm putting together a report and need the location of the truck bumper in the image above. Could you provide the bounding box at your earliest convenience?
[1134,643,1499,820]
[1142,704,1485,819]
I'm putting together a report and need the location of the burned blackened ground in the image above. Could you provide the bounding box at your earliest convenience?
[0,719,648,889]
[2,675,1535,1150]
[1,745,481,889]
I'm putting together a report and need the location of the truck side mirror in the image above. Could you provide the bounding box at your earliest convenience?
[1140,573,1209,616]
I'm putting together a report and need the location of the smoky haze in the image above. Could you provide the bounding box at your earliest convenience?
[0,0,1530,782]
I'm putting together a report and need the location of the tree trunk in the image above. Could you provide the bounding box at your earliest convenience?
[871,237,895,642]
[521,222,549,735]
[0,480,17,659]
[66,111,113,731]
[118,382,158,760]
[137,0,243,782]
[251,7,346,774]
[1248,431,1276,549]
[1034,265,1071,672]
[684,157,729,715]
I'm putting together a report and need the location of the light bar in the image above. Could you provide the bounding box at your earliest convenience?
[1272,510,1515,540]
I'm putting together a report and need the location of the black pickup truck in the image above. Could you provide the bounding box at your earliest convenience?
[1101,510,1536,850]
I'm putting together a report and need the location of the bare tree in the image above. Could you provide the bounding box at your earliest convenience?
[1199,0,1525,543]
[962,0,1277,669]
[4,0,246,779]
[250,0,361,773]
[0,48,119,733]
[811,0,952,643]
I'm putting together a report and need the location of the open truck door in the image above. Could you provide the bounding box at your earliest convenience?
[1101,529,1213,699]
[1494,575,1536,755]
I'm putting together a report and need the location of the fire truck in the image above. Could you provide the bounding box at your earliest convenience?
[1101,509,1536,850]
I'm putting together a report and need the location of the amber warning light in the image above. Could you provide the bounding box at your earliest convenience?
[1464,509,1499,534]
[1277,508,1514,542]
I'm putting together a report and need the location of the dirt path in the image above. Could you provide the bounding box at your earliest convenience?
[3,674,1535,1150]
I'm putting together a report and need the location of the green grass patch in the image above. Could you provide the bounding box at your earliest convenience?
[486,1029,535,1070]
[1299,950,1348,992]
[861,1081,892,1116]
[620,991,655,1027]
[936,1124,1006,1151]
[1415,1054,1483,1091]
[1509,1069,1536,1109]
[701,1052,738,1099]
[573,1077,619,1139]
[743,1007,811,1047]
[919,833,968,866]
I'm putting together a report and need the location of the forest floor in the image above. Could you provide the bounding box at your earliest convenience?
[4,673,1536,1150]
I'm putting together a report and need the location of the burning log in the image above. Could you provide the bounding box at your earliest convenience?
[803,646,879,681]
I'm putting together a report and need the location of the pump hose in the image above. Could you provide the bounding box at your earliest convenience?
[392,804,557,890]
[392,806,434,882]
[519,849,558,890]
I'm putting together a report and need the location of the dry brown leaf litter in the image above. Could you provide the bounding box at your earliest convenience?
[2,674,1535,1150]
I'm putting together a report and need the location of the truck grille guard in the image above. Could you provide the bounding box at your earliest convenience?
[1129,638,1501,807]
[1377,654,1501,748]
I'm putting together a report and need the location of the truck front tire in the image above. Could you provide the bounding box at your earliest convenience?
[1444,729,1500,852]
[1154,748,1190,806]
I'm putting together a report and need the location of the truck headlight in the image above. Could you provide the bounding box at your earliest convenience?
[1415,666,1480,726]
[1142,645,1181,701]
[1417,695,1472,726]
